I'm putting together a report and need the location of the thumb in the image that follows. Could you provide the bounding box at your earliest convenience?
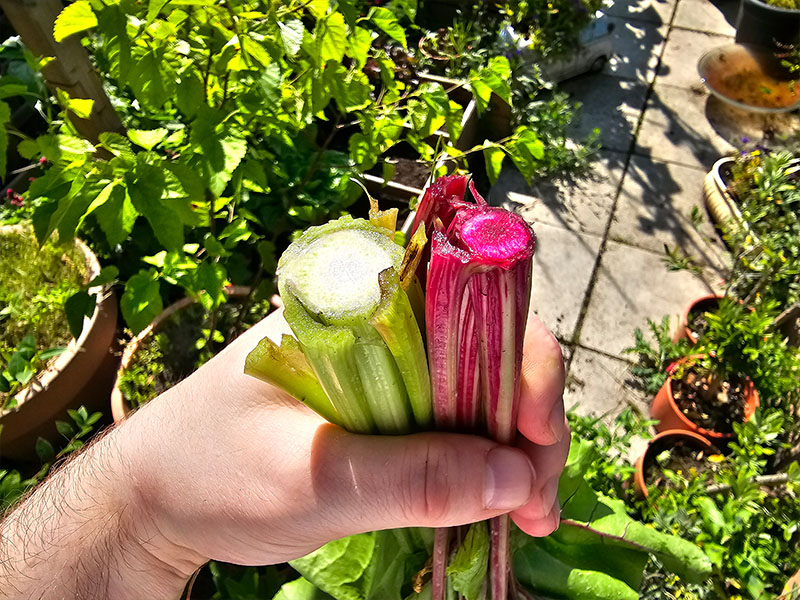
[310,425,536,535]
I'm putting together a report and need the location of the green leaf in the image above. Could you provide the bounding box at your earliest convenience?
[483,145,506,184]
[53,0,97,42]
[126,159,184,252]
[469,56,511,114]
[120,269,163,334]
[99,132,135,161]
[194,262,228,311]
[63,95,94,119]
[35,437,56,464]
[176,70,204,118]
[306,0,329,18]
[256,63,282,111]
[147,0,170,22]
[367,7,406,49]
[279,19,305,57]
[446,523,489,600]
[319,13,347,63]
[0,101,9,178]
[96,4,131,84]
[347,27,374,69]
[128,128,169,151]
[94,183,138,246]
[274,578,336,600]
[65,291,96,339]
[55,420,75,438]
[0,373,10,393]
[44,176,110,243]
[17,139,38,160]
[87,266,120,288]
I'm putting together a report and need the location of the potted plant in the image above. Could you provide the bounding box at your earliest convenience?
[735,0,800,53]
[110,286,271,421]
[634,429,717,499]
[674,295,724,344]
[0,225,117,460]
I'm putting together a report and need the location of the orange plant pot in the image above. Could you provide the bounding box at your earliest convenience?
[650,361,759,443]
[110,285,252,423]
[674,295,723,344]
[634,429,715,499]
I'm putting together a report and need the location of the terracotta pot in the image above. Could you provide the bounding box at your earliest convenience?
[634,429,715,499]
[650,360,760,442]
[110,285,252,423]
[0,228,119,461]
[784,567,800,597]
[674,295,723,344]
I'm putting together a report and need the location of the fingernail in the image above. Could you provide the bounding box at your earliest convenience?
[484,447,535,510]
[548,400,565,443]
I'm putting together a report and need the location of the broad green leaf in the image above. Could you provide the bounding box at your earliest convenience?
[0,101,9,177]
[469,56,511,113]
[53,0,97,42]
[94,183,138,246]
[319,13,347,63]
[273,578,335,600]
[147,0,170,22]
[85,180,118,216]
[0,374,10,393]
[55,420,75,438]
[99,132,135,161]
[120,269,163,334]
[65,291,96,338]
[446,523,489,600]
[176,70,204,118]
[96,4,131,84]
[347,27,373,69]
[367,7,406,49]
[279,19,305,57]
[126,160,184,252]
[17,139,38,160]
[128,128,169,151]
[483,145,505,184]
[256,63,282,110]
[128,48,175,109]
[87,266,119,288]
[306,0,329,18]
[193,262,227,310]
[0,83,28,99]
[328,66,371,112]
[45,176,109,243]
[60,93,94,119]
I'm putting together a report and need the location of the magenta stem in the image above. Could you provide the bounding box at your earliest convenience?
[490,515,511,600]
[432,527,451,600]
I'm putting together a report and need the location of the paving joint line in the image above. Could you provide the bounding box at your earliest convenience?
[564,0,680,376]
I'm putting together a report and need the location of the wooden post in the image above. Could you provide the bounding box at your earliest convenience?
[0,0,124,144]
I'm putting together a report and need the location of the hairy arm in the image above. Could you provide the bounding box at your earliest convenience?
[0,428,197,600]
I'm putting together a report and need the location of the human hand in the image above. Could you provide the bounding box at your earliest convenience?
[119,306,570,583]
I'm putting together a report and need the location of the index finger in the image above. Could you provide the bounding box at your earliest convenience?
[517,312,567,446]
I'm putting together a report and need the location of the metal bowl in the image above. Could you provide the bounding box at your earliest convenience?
[697,43,800,114]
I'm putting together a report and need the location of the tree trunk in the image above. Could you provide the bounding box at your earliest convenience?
[0,0,124,144]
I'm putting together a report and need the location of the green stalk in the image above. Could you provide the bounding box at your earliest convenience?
[248,216,431,435]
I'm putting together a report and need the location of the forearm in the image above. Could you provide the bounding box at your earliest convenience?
[0,423,194,600]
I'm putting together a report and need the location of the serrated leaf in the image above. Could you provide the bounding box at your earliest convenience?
[483,144,506,184]
[319,13,346,63]
[128,128,169,151]
[256,63,282,110]
[126,160,184,251]
[194,262,227,311]
[447,523,489,600]
[53,0,97,42]
[96,4,131,83]
[17,138,38,160]
[347,27,373,69]
[279,19,305,56]
[120,269,163,334]
[176,70,204,118]
[94,183,138,246]
[65,291,96,339]
[99,132,135,160]
[367,7,406,49]
[306,0,329,18]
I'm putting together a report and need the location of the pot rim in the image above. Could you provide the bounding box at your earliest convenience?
[636,429,716,499]
[110,285,253,422]
[682,294,724,343]
[1,225,108,416]
[664,357,760,439]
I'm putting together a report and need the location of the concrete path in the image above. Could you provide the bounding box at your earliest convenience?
[490,0,765,427]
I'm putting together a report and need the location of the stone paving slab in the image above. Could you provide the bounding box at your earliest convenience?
[672,0,738,36]
[577,239,723,358]
[605,17,668,83]
[494,151,626,238]
[606,0,676,26]
[530,222,604,343]
[565,346,650,422]
[608,155,729,271]
[656,28,733,90]
[635,83,735,169]
[561,73,649,153]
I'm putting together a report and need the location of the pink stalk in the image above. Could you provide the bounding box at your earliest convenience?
[432,527,451,600]
[421,176,535,600]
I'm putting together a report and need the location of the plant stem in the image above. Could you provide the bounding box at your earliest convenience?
[432,527,451,600]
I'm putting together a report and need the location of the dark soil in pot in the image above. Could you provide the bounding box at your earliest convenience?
[671,366,748,435]
[644,437,717,492]
[686,297,721,342]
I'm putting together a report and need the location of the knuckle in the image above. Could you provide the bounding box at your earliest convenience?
[402,437,461,524]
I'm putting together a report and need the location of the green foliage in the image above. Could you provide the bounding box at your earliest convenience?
[764,0,800,9]
[662,243,703,274]
[0,406,101,511]
[624,316,693,395]
[0,227,88,405]
[726,150,800,307]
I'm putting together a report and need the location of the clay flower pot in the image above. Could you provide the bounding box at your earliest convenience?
[674,295,723,344]
[634,429,715,499]
[650,360,760,443]
[110,285,252,422]
[0,228,118,461]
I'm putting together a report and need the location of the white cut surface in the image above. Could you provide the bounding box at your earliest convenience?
[282,229,397,324]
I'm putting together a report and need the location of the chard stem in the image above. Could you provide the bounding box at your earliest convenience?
[490,516,511,600]
[432,527,451,600]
